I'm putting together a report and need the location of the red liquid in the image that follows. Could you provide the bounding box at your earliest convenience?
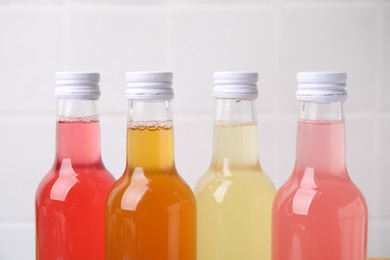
[36,120,115,260]
[272,120,367,260]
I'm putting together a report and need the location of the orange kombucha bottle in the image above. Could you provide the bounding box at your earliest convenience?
[105,72,196,260]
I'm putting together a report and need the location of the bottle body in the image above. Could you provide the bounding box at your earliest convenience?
[105,100,196,260]
[36,162,115,259]
[36,100,115,260]
[195,98,276,260]
[272,102,368,260]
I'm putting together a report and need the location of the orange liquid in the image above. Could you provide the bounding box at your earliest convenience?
[105,125,196,260]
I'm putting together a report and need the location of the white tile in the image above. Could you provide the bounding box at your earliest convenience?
[100,114,127,180]
[374,221,390,258]
[37,0,64,3]
[274,114,296,188]
[0,116,54,222]
[174,114,214,188]
[67,0,165,3]
[377,116,390,219]
[0,222,34,259]
[368,221,390,258]
[172,0,272,3]
[0,0,34,3]
[112,0,165,3]
[280,0,383,2]
[0,7,65,114]
[346,115,377,219]
[368,220,377,257]
[170,5,277,114]
[113,0,166,3]
[278,3,382,112]
[382,5,390,111]
[258,115,279,185]
[66,6,169,114]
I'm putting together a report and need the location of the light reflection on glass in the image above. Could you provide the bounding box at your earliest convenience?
[338,197,366,259]
[213,158,233,203]
[50,158,79,201]
[213,179,233,204]
[222,158,232,176]
[121,167,149,211]
[292,168,317,216]
[168,203,181,259]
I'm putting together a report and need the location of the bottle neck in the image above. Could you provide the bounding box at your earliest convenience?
[126,100,175,171]
[211,99,260,171]
[295,101,348,177]
[55,99,102,165]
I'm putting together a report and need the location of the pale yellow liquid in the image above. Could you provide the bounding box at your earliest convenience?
[195,123,276,260]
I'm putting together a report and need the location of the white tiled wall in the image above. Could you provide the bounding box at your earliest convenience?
[0,0,388,258]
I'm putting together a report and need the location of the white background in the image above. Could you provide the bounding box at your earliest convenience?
[0,0,389,258]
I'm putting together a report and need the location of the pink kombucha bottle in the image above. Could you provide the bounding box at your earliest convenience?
[272,72,368,260]
[35,72,115,260]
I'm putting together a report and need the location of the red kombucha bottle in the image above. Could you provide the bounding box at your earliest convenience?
[35,72,115,260]
[272,72,368,260]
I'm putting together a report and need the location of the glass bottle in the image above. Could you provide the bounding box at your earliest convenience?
[105,72,196,260]
[272,72,368,260]
[195,71,276,260]
[35,72,115,260]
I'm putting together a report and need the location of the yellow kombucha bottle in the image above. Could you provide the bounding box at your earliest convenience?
[195,72,276,260]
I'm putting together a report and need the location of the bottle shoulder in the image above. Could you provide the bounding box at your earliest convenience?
[195,168,276,199]
[274,173,367,214]
[276,169,363,194]
[107,167,195,210]
[36,164,115,202]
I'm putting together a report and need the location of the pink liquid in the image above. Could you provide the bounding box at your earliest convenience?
[272,120,367,260]
[36,120,115,260]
